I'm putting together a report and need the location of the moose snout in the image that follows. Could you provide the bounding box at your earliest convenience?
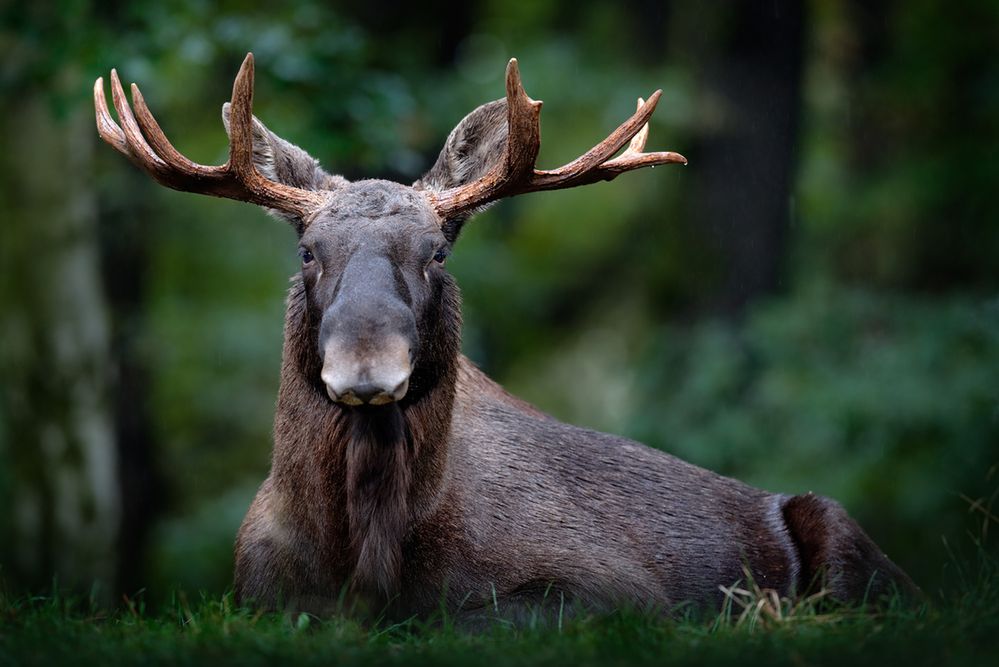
[320,334,412,406]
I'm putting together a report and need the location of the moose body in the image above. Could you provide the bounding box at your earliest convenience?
[241,333,804,617]
[95,54,916,620]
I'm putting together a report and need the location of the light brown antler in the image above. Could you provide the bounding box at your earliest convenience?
[94,53,327,220]
[427,59,687,221]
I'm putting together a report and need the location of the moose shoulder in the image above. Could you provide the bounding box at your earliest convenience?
[94,53,917,619]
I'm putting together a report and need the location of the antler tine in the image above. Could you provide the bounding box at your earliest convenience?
[429,61,686,222]
[561,148,688,188]
[540,95,687,189]
[130,83,222,179]
[502,58,543,182]
[227,53,258,181]
[93,76,130,156]
[99,68,222,188]
[109,69,173,179]
[530,90,663,189]
[627,97,650,153]
[93,53,326,221]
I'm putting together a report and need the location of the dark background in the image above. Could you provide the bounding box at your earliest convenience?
[1,0,996,603]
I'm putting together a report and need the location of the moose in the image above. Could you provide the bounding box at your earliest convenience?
[94,53,916,620]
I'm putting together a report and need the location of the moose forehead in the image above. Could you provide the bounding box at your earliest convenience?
[305,180,441,241]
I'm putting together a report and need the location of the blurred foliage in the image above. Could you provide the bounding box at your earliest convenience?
[1,0,997,599]
[796,0,999,287]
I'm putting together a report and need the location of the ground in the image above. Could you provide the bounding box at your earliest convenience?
[2,557,996,667]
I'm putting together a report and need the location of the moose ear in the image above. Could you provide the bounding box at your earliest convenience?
[415,99,508,235]
[222,103,346,221]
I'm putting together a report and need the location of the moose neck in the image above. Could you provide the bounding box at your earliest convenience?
[271,274,461,597]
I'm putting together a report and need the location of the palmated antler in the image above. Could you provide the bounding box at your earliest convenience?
[427,59,687,221]
[94,53,327,220]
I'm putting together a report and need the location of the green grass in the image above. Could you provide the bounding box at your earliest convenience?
[2,555,998,667]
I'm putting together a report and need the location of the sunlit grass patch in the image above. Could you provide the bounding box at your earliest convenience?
[717,572,840,631]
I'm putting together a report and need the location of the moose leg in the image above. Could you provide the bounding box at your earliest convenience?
[780,493,920,605]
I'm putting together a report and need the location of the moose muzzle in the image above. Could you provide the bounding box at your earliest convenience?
[316,250,418,406]
[321,334,412,405]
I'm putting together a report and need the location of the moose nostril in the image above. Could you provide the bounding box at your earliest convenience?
[349,383,382,404]
[390,377,409,399]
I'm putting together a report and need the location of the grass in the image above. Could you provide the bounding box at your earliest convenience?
[2,553,998,667]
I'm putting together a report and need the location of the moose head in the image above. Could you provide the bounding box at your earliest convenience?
[94,54,685,408]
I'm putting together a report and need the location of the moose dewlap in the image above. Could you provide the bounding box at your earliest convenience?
[94,53,917,620]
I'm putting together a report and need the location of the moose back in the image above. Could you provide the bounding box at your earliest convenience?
[94,54,917,619]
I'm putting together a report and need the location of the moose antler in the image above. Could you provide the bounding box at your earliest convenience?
[94,53,327,220]
[426,59,687,221]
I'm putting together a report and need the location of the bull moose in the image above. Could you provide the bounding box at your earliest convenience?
[94,53,916,620]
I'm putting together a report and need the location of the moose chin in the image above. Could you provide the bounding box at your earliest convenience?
[94,53,918,622]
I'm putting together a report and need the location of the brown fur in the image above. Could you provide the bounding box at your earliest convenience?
[234,274,918,618]
[781,493,914,602]
[210,92,920,619]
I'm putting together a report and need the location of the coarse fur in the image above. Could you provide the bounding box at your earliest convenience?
[219,97,918,621]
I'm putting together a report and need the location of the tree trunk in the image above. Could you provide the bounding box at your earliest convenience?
[97,165,165,598]
[687,1,806,316]
[0,96,121,597]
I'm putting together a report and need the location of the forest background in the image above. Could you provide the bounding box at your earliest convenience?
[1,0,997,605]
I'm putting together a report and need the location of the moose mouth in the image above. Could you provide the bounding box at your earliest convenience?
[325,378,410,406]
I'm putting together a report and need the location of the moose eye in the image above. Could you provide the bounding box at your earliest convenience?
[299,247,315,265]
[433,247,449,264]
